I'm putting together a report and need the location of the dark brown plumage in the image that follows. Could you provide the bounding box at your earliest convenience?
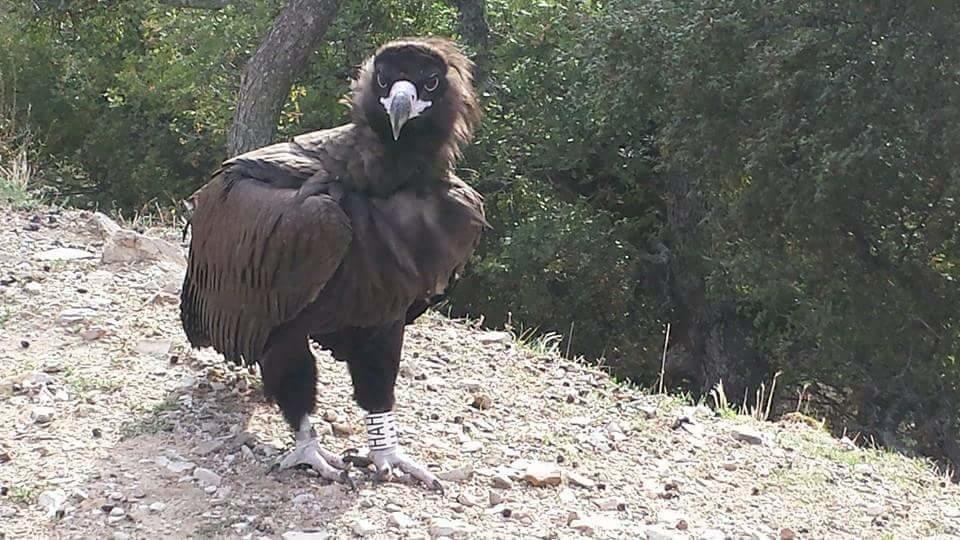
[180,38,485,489]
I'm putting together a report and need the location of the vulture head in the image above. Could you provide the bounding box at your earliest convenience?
[350,38,480,165]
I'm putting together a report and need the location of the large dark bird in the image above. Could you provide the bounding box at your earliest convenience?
[180,38,485,490]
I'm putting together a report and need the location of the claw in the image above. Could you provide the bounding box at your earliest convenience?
[273,438,353,485]
[367,447,444,492]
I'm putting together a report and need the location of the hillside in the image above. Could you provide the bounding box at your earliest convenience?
[0,204,958,540]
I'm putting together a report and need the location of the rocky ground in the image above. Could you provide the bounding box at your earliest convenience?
[0,204,958,540]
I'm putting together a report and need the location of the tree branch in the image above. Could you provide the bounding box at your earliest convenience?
[157,0,235,9]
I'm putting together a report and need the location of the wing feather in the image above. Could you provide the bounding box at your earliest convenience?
[181,169,352,365]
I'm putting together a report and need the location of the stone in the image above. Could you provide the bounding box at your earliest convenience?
[569,515,621,534]
[522,462,563,487]
[102,230,186,267]
[476,331,511,344]
[657,509,687,527]
[282,532,329,540]
[88,212,123,238]
[864,503,884,517]
[292,493,314,505]
[428,518,476,538]
[646,525,685,540]
[470,394,493,410]
[461,441,483,453]
[193,467,222,487]
[81,327,108,341]
[388,511,415,529]
[148,502,166,513]
[351,519,377,537]
[31,406,56,424]
[58,307,97,325]
[457,491,483,507]
[943,505,960,518]
[638,406,659,419]
[559,488,577,504]
[35,247,96,261]
[489,491,504,506]
[780,528,797,540]
[437,467,473,482]
[595,497,626,511]
[732,427,765,445]
[23,282,42,295]
[491,473,512,488]
[195,440,224,456]
[700,529,727,540]
[566,470,596,489]
[135,339,172,357]
[164,459,196,475]
[38,489,67,516]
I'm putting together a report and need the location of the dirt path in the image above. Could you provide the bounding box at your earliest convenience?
[1,205,958,540]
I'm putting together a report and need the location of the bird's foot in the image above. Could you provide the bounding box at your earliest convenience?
[272,438,354,487]
[344,447,443,492]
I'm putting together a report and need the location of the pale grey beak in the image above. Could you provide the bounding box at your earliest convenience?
[380,80,432,140]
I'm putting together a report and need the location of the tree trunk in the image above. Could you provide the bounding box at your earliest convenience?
[445,0,490,83]
[227,0,339,157]
[662,172,768,401]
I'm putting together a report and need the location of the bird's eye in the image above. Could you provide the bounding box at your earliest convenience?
[377,72,388,89]
[424,76,439,92]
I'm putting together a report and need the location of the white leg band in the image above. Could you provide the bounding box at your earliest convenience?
[366,411,399,451]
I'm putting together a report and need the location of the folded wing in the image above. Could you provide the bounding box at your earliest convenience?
[180,167,352,365]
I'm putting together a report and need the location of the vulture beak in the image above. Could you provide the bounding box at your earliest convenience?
[380,80,432,140]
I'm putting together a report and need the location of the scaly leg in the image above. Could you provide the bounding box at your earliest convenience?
[274,417,353,485]
[353,411,442,491]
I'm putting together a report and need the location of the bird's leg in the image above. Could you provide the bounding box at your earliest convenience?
[274,417,352,485]
[359,411,443,491]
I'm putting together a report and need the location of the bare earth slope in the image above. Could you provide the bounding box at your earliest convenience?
[1,205,958,540]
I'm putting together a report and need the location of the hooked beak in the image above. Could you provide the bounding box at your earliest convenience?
[380,80,432,140]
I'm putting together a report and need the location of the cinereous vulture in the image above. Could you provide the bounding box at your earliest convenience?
[180,38,485,491]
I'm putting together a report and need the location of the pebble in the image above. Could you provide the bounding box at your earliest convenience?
[558,488,577,504]
[194,467,222,487]
[23,282,43,295]
[522,462,563,487]
[195,440,224,456]
[470,394,493,410]
[292,493,314,505]
[569,515,621,534]
[77,323,103,342]
[864,503,884,516]
[38,489,67,516]
[135,339,172,357]
[35,247,96,261]
[461,441,483,453]
[148,502,166,513]
[164,459,196,474]
[58,307,97,325]
[491,473,512,488]
[351,519,377,537]
[428,517,476,538]
[595,497,626,511]
[780,528,797,540]
[437,467,473,482]
[282,532,329,540]
[944,505,960,518]
[388,511,415,529]
[456,491,483,507]
[566,470,596,488]
[656,509,689,530]
[645,525,684,540]
[489,491,504,506]
[732,427,765,445]
[701,529,727,540]
[476,331,511,344]
[31,406,56,424]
